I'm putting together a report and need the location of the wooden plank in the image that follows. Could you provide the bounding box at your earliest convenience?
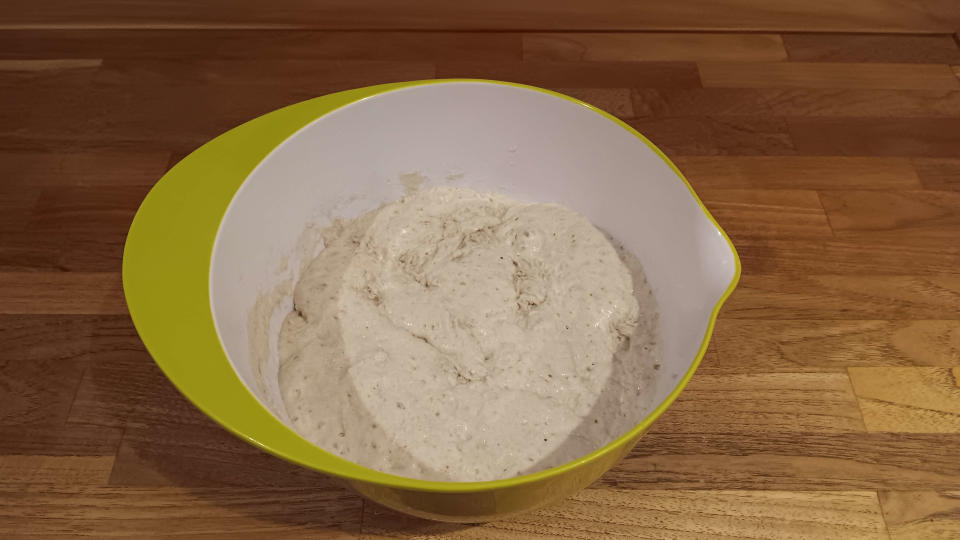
[5,186,149,272]
[0,316,133,426]
[0,425,123,456]
[0,67,104,151]
[0,315,143,363]
[96,57,436,88]
[722,274,960,319]
[0,59,102,71]
[0,456,114,485]
[3,0,960,33]
[67,349,212,428]
[707,320,960,373]
[57,235,128,272]
[436,61,699,88]
[731,237,960,275]
[627,116,796,156]
[108,424,346,488]
[849,367,960,433]
[879,491,960,540]
[0,231,127,271]
[632,87,960,118]
[551,88,633,117]
[0,59,433,151]
[0,486,362,538]
[662,372,866,433]
[0,231,63,271]
[783,34,960,64]
[675,157,922,190]
[0,150,169,186]
[0,60,100,88]
[0,187,39,233]
[27,185,150,235]
[523,33,787,62]
[0,30,521,61]
[699,62,960,90]
[789,118,960,157]
[362,490,888,539]
[615,431,960,490]
[697,189,833,239]
[820,190,960,241]
[0,62,98,87]
[0,356,86,426]
[0,83,283,151]
[0,272,124,315]
[913,158,960,190]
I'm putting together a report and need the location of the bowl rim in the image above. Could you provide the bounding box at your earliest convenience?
[122,79,742,493]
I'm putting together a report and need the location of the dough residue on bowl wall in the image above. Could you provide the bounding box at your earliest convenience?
[252,185,662,482]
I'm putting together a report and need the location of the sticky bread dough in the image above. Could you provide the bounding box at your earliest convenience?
[277,186,659,481]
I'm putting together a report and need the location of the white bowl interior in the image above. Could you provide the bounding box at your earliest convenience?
[211,81,736,433]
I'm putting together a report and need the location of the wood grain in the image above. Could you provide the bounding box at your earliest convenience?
[0,486,362,538]
[618,431,960,490]
[0,58,433,151]
[675,157,922,190]
[0,30,522,61]
[0,314,142,364]
[108,423,345,488]
[362,490,888,539]
[707,320,960,373]
[663,372,866,433]
[0,230,127,271]
[632,87,960,117]
[0,183,150,271]
[0,456,114,485]
[0,67,104,151]
[849,367,960,433]
[0,150,170,186]
[0,58,102,71]
[436,60,700,88]
[699,62,960,90]
[789,118,960,157]
[95,58,436,89]
[3,25,960,540]
[627,116,796,155]
[820,190,960,241]
[879,491,960,540]
[523,33,787,62]
[0,60,100,89]
[0,272,124,314]
[913,158,960,190]
[551,88,634,117]
[723,274,960,319]
[731,237,960,275]
[0,187,39,233]
[0,87,269,152]
[0,425,123,456]
[783,34,960,64]
[697,189,833,239]
[4,0,960,33]
[68,349,211,428]
[27,185,150,235]
[0,354,87,425]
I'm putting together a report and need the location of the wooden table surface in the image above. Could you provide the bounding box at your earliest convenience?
[2,3,960,538]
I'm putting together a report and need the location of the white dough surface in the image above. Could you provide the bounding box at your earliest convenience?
[276,186,660,481]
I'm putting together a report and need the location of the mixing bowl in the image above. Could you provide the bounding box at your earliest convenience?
[123,79,740,522]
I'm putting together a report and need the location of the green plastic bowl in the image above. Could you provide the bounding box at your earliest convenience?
[123,80,740,521]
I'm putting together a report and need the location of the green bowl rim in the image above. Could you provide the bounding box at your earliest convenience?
[122,79,742,494]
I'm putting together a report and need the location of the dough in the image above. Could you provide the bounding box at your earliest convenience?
[277,186,660,481]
